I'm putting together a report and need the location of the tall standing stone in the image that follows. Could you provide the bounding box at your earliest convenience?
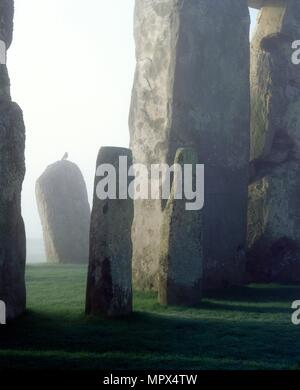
[248,0,300,283]
[129,0,250,290]
[36,160,90,264]
[86,147,133,317]
[0,0,26,321]
[159,148,203,306]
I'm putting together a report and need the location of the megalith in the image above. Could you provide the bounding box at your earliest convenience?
[0,0,26,321]
[159,148,203,306]
[86,147,133,317]
[248,0,300,283]
[129,0,250,290]
[36,160,90,264]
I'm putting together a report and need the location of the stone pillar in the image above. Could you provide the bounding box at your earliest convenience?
[248,0,300,283]
[159,148,203,306]
[86,147,133,317]
[0,0,26,321]
[129,0,250,290]
[36,160,90,264]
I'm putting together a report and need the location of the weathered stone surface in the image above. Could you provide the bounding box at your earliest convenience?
[129,0,250,290]
[36,160,90,264]
[0,299,5,324]
[0,0,13,49]
[86,147,133,317]
[0,0,13,102]
[0,0,26,321]
[159,148,203,306]
[248,0,284,9]
[248,0,265,8]
[248,0,300,282]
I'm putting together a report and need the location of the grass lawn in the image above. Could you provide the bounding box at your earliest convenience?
[0,264,299,370]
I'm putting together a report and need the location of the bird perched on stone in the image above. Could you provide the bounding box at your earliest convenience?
[61,152,68,161]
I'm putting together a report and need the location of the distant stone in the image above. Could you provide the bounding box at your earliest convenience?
[0,0,26,321]
[86,147,133,317]
[36,160,90,264]
[159,148,203,306]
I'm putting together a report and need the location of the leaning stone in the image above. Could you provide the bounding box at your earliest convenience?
[129,0,250,290]
[36,160,90,264]
[159,148,203,306]
[0,0,26,321]
[86,147,133,317]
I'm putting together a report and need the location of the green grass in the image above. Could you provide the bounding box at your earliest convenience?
[0,264,299,370]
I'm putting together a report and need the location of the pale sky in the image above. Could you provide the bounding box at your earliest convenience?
[8,0,259,240]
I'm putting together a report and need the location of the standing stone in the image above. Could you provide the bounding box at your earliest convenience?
[36,160,90,264]
[129,0,250,290]
[0,0,26,321]
[248,0,300,283]
[159,148,203,306]
[86,147,133,317]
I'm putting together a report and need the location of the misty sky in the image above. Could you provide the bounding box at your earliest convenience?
[8,0,259,240]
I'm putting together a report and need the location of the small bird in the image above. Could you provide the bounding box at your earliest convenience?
[61,152,69,161]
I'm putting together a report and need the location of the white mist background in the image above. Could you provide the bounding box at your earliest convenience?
[8,0,258,263]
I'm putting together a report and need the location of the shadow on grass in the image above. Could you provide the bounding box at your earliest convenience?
[198,301,292,314]
[1,267,300,370]
[204,284,300,303]
[1,288,299,370]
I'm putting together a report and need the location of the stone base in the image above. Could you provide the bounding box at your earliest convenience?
[159,279,202,307]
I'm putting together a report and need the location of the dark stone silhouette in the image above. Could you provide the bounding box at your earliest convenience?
[0,0,26,321]
[86,147,133,317]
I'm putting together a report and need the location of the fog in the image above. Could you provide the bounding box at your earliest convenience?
[7,1,258,262]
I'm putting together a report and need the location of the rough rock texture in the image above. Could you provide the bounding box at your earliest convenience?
[248,0,276,9]
[0,1,13,50]
[0,0,26,321]
[129,0,250,290]
[159,148,203,306]
[248,0,265,8]
[247,0,300,283]
[86,147,133,317]
[36,160,90,264]
[0,299,5,324]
